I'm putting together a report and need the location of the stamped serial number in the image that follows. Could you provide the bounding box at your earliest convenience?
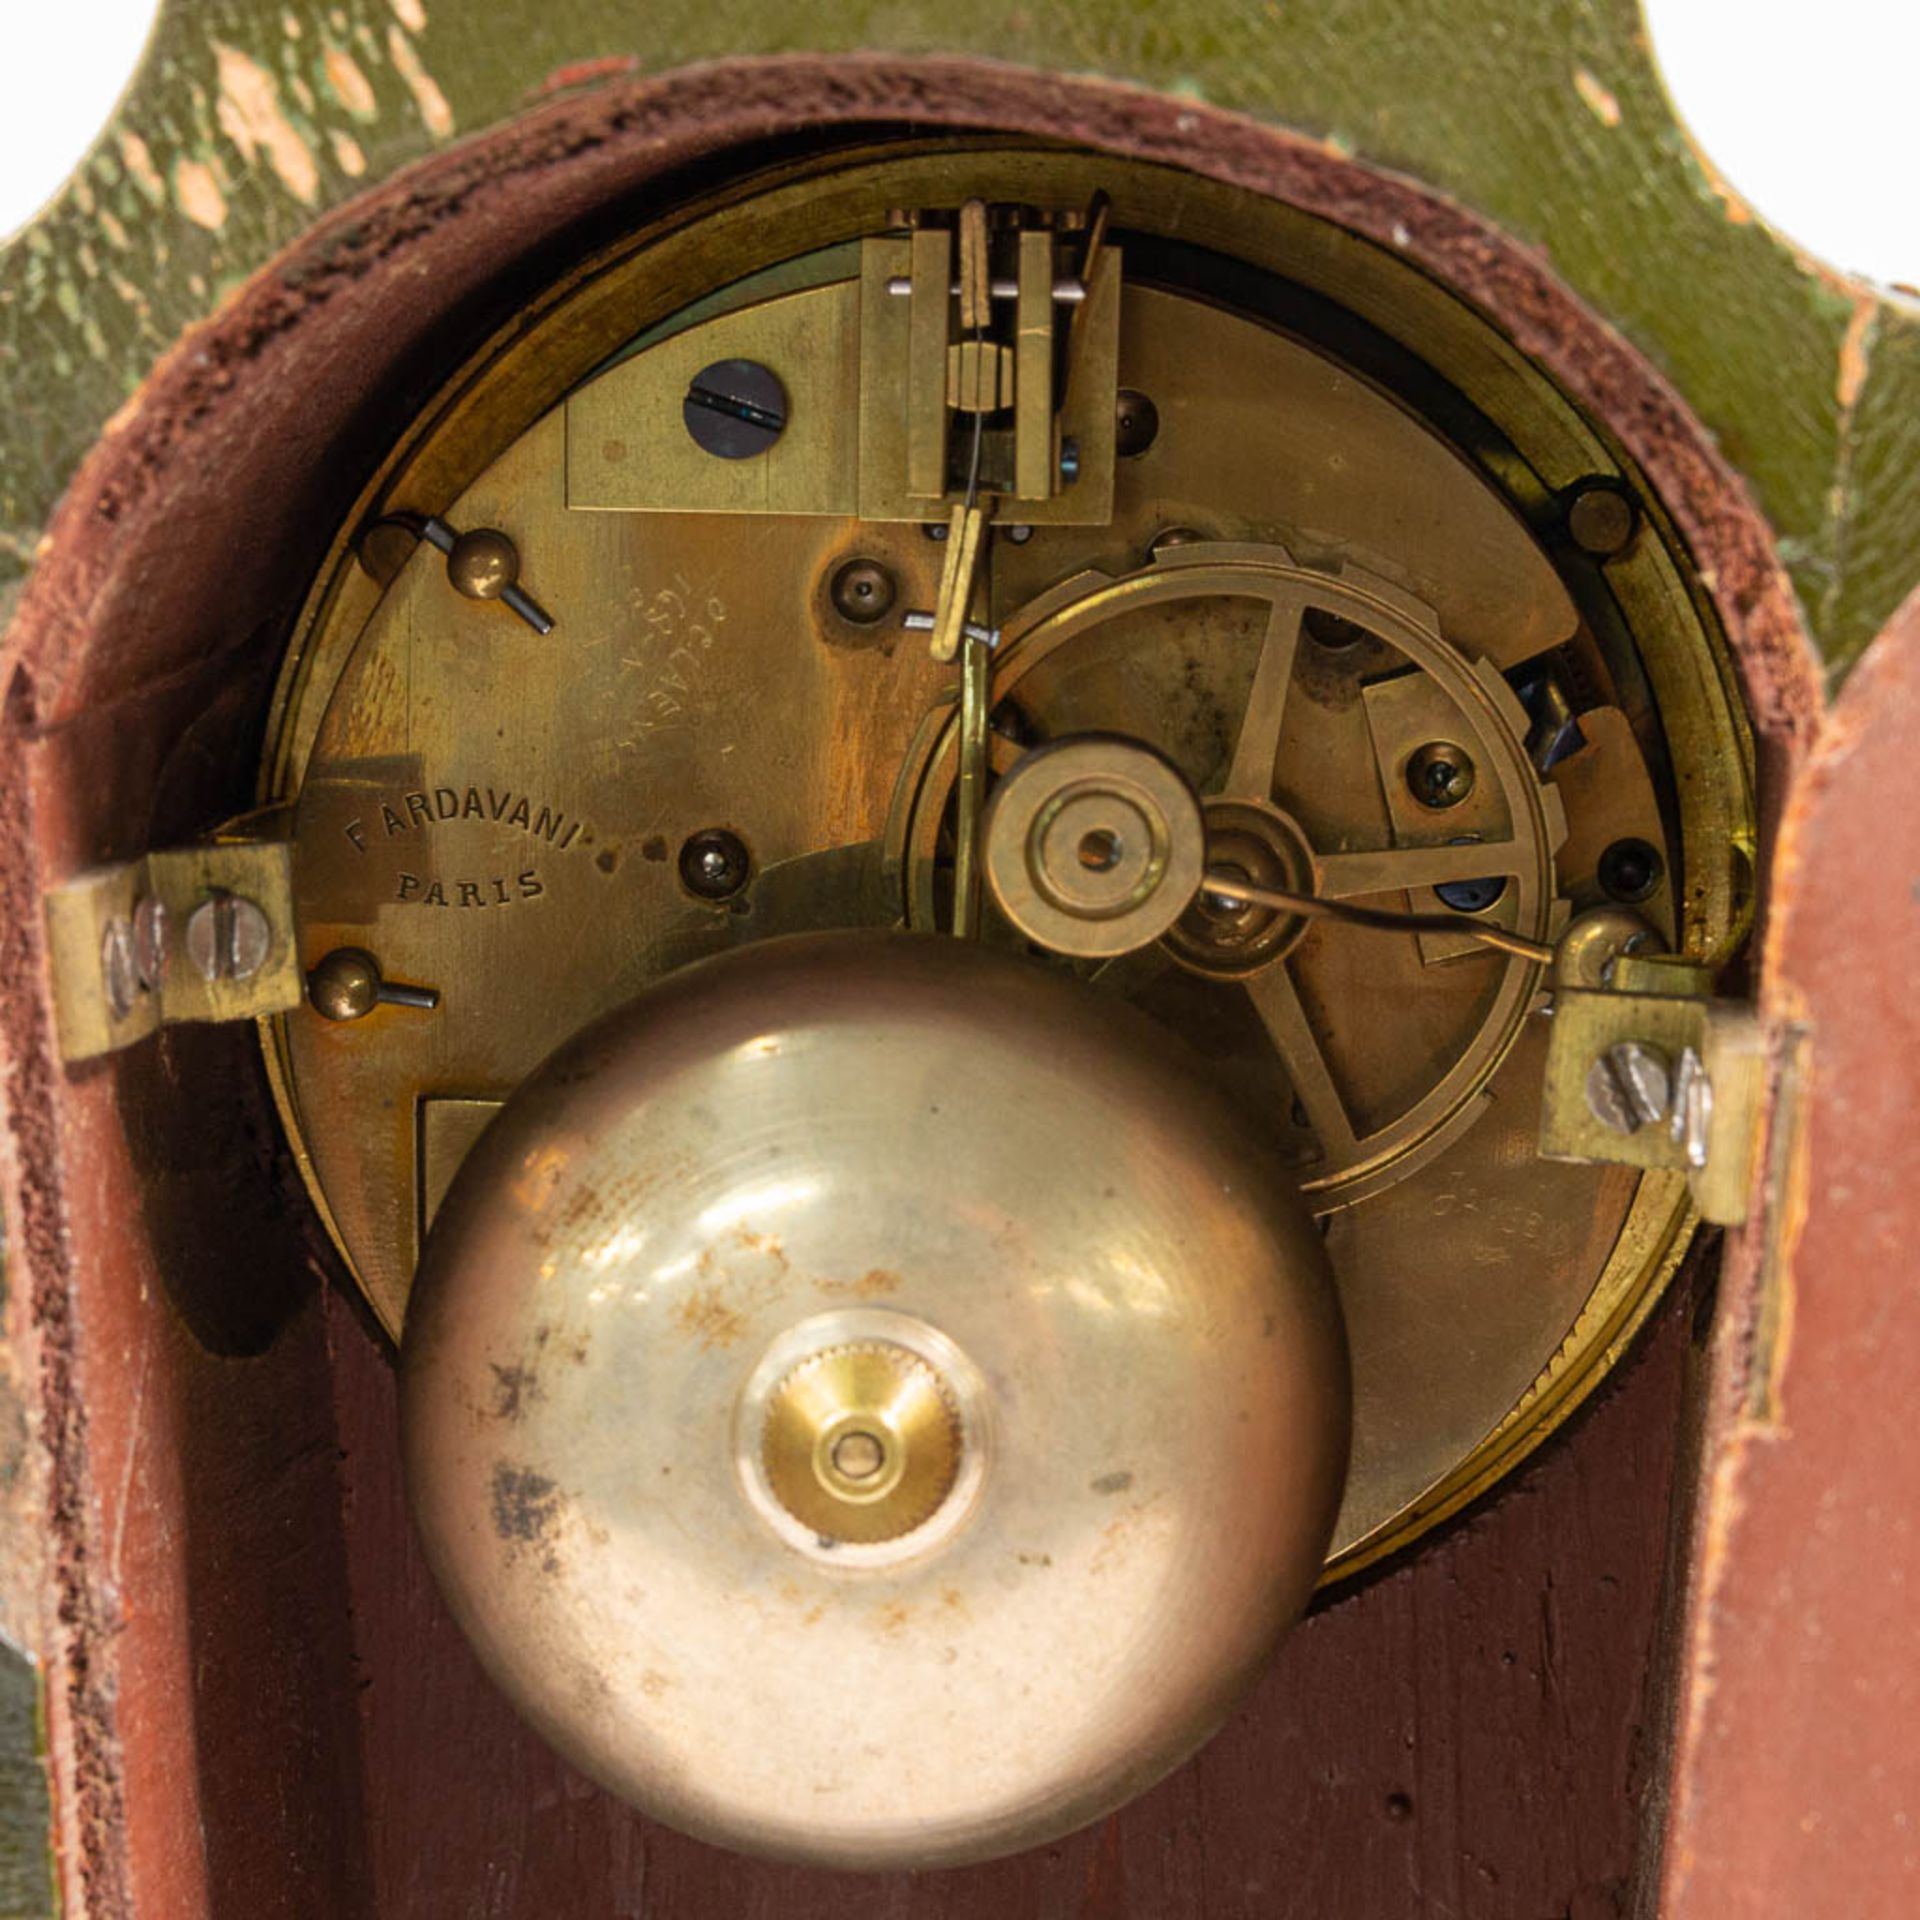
[618,574,728,742]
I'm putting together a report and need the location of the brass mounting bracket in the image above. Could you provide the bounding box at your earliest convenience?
[858,204,1121,523]
[44,839,302,1062]
[1539,977,1770,1226]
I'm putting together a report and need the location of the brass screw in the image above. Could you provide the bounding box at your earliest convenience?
[446,528,520,602]
[1551,905,1660,989]
[354,516,418,587]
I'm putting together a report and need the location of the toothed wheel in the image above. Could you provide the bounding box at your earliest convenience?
[897,542,1569,1207]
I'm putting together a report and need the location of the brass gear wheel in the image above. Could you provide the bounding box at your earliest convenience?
[896,542,1569,1207]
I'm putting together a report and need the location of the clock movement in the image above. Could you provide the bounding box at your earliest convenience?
[3,10,1913,1916]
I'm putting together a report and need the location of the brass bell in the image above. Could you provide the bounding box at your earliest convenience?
[403,932,1349,1868]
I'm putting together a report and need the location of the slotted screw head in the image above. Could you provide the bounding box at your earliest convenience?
[131,894,169,990]
[186,891,272,983]
[100,917,138,1020]
[683,360,787,460]
[830,559,897,626]
[1407,741,1476,809]
[1585,1041,1672,1135]
[678,828,752,900]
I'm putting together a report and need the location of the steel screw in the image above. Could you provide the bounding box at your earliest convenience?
[683,359,787,460]
[1303,606,1372,653]
[100,917,139,1021]
[1566,482,1637,558]
[1598,836,1664,904]
[1406,741,1477,810]
[1433,835,1508,914]
[1586,1041,1671,1135]
[185,891,272,984]
[1670,1047,1712,1168]
[829,558,897,626]
[1114,389,1159,458]
[679,828,752,901]
[131,894,169,990]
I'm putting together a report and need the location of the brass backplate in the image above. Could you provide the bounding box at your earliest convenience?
[260,143,1753,1579]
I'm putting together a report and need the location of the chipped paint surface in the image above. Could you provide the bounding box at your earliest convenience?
[115,131,164,204]
[1814,291,1885,650]
[1837,290,1876,409]
[322,44,378,118]
[1,0,1918,681]
[0,1637,55,1920]
[172,159,228,231]
[1573,66,1621,128]
[215,42,321,206]
[387,22,453,137]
